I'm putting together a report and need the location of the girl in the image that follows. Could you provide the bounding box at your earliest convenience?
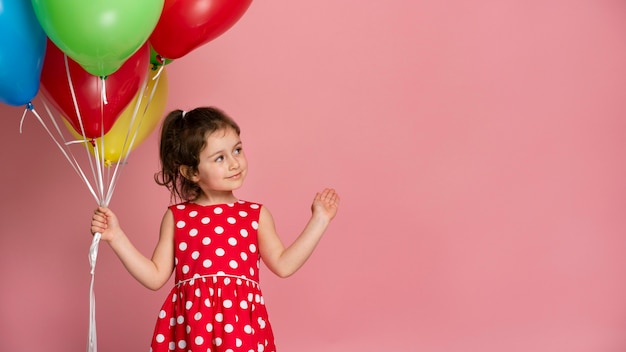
[90,107,340,352]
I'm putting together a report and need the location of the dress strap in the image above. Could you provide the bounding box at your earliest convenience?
[176,274,259,287]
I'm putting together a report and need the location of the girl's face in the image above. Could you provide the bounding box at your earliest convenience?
[191,127,247,195]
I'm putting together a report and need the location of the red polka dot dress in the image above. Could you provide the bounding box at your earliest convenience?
[150,201,276,352]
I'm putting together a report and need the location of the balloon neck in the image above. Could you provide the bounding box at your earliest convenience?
[26,102,34,111]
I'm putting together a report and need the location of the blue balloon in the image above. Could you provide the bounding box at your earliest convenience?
[0,0,47,106]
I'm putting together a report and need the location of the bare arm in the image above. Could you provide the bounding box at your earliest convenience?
[258,188,340,278]
[91,207,175,290]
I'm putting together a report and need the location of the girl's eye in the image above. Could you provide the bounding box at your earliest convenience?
[234,147,242,155]
[215,156,224,162]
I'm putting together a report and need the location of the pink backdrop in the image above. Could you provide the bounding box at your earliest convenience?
[2,1,626,351]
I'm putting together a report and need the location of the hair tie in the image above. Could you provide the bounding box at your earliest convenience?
[181,110,187,118]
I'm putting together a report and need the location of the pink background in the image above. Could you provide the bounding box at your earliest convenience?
[2,0,626,350]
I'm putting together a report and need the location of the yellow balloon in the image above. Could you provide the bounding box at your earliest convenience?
[64,67,169,166]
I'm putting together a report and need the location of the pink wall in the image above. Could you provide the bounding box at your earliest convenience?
[3,0,626,350]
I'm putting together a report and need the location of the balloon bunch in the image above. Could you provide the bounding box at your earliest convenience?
[1,0,253,351]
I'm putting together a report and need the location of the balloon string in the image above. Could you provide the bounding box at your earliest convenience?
[103,73,152,205]
[87,232,101,352]
[101,78,108,105]
[152,64,165,79]
[23,105,101,204]
[63,56,107,201]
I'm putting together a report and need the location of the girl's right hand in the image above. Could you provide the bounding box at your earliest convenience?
[91,207,120,242]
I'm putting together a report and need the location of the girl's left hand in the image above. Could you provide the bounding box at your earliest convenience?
[311,188,340,221]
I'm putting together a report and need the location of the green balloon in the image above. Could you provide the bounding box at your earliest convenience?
[32,0,164,77]
[150,45,173,70]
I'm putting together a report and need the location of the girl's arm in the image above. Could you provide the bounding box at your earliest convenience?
[258,188,340,278]
[91,207,175,290]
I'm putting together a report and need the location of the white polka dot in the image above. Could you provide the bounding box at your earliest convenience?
[249,244,257,253]
[194,312,202,320]
[159,310,166,318]
[206,323,213,332]
[176,220,186,228]
[224,277,231,285]
[195,336,204,345]
[259,343,265,352]
[179,242,188,251]
[229,260,238,269]
[250,267,255,276]
[189,228,198,237]
[216,248,225,256]
[177,340,186,349]
[240,229,248,237]
[192,251,200,260]
[172,293,177,302]
[169,317,175,326]
[201,217,210,224]
[214,337,223,346]
[203,259,212,268]
[224,324,234,333]
[214,226,224,234]
[250,204,260,209]
[239,211,248,217]
[204,298,211,307]
[214,207,223,214]
[223,299,233,308]
[236,338,243,347]
[215,313,224,322]
[176,204,185,210]
[240,252,248,261]
[227,217,236,224]
[189,210,198,217]
[240,300,248,309]
[251,221,259,230]
[177,315,184,324]
[156,334,165,343]
[195,288,201,297]
[186,301,193,310]
[244,325,253,334]
[228,237,237,246]
[182,265,190,274]
[202,237,211,245]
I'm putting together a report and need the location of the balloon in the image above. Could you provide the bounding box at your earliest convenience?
[150,0,252,60]
[65,68,169,165]
[0,0,47,106]
[40,40,150,139]
[31,0,163,76]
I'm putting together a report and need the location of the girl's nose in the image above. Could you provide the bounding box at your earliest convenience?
[229,156,240,169]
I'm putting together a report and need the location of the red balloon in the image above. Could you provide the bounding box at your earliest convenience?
[40,39,150,139]
[149,0,252,60]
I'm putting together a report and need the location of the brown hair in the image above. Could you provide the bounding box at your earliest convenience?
[154,107,240,202]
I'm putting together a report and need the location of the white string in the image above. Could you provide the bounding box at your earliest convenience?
[152,64,165,79]
[87,232,101,352]
[101,78,108,105]
[63,55,104,201]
